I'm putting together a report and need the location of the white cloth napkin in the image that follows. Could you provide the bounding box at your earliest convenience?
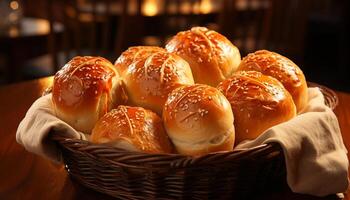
[16,88,349,196]
[16,94,86,163]
[235,87,349,196]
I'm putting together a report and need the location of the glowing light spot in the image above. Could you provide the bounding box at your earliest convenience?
[10,1,19,10]
[200,0,212,14]
[142,0,159,16]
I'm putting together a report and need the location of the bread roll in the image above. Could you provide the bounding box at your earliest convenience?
[91,105,173,153]
[166,27,241,86]
[163,84,235,156]
[52,56,126,134]
[114,46,165,76]
[237,50,308,112]
[217,71,296,144]
[115,46,194,114]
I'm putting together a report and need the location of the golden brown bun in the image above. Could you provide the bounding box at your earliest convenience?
[115,46,195,114]
[52,56,126,134]
[91,105,173,154]
[114,46,165,76]
[237,50,308,112]
[163,84,235,156]
[217,71,296,144]
[166,27,241,86]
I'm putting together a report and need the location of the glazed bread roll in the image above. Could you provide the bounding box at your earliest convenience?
[217,71,296,144]
[166,27,241,86]
[52,56,125,134]
[114,46,165,76]
[163,84,235,156]
[91,105,173,153]
[115,46,194,114]
[237,50,308,112]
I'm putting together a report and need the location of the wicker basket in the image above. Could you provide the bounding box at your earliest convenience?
[52,82,338,199]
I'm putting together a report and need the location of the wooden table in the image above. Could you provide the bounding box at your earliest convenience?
[0,76,349,200]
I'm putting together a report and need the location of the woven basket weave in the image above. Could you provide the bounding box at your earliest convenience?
[52,82,338,199]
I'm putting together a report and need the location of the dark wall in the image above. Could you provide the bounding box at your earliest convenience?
[303,0,350,91]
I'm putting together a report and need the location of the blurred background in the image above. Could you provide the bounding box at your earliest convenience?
[0,0,349,91]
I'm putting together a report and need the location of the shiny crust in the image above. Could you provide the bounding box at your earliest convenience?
[115,46,195,114]
[52,56,125,133]
[163,84,235,156]
[217,71,296,144]
[91,105,173,154]
[166,27,241,86]
[114,46,165,76]
[237,50,308,112]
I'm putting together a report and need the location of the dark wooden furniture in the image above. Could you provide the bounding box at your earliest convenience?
[0,76,349,199]
[46,0,128,71]
[218,0,314,59]
[219,0,273,55]
[0,18,61,82]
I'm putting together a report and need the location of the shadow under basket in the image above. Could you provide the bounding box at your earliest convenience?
[51,82,338,199]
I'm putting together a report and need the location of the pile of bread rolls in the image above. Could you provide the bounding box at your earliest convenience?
[52,27,308,156]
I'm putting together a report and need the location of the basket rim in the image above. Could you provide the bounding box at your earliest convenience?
[52,133,281,168]
[307,81,339,109]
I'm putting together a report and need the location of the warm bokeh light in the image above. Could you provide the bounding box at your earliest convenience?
[8,26,19,37]
[192,2,201,14]
[9,0,19,10]
[235,0,248,10]
[180,2,191,14]
[200,0,212,14]
[142,0,159,16]
[8,12,19,22]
